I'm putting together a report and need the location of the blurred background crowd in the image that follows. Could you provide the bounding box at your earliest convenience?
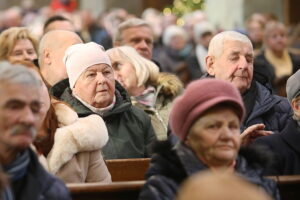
[0,0,299,92]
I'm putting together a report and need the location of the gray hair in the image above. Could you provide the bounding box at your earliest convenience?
[162,25,188,46]
[208,31,253,58]
[113,18,152,44]
[0,61,40,87]
[193,21,215,41]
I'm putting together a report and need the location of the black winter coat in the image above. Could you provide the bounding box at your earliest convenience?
[254,118,300,175]
[139,140,280,200]
[254,51,300,86]
[11,148,70,200]
[50,79,156,159]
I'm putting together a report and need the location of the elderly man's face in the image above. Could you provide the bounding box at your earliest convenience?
[0,82,41,150]
[207,40,254,94]
[119,26,154,59]
[29,69,50,131]
[186,107,241,167]
[73,64,115,108]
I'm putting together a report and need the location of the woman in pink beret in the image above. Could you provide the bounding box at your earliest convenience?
[139,78,280,200]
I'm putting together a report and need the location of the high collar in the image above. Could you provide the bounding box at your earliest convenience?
[281,119,300,155]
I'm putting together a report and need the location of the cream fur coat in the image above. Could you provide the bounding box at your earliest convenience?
[39,103,111,183]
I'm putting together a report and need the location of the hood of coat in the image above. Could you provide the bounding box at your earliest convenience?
[155,73,183,102]
[47,103,109,174]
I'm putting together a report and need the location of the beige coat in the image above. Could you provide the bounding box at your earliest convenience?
[39,103,111,183]
[133,73,183,140]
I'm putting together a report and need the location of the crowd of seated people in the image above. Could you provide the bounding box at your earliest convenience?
[1,2,300,200]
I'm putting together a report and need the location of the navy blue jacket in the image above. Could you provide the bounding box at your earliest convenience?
[241,81,292,134]
[11,148,71,200]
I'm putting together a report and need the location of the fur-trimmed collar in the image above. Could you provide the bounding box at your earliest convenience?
[155,73,183,100]
[47,103,108,174]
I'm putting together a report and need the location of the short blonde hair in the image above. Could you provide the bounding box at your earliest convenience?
[0,27,38,61]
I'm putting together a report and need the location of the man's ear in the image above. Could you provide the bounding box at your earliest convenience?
[291,99,300,116]
[205,55,215,76]
[43,49,51,65]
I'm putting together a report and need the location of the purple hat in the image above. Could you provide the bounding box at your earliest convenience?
[170,78,245,141]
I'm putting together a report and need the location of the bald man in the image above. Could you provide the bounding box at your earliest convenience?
[39,30,82,86]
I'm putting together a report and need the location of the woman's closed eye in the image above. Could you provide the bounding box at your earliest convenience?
[206,123,219,130]
[103,70,112,76]
[112,62,121,70]
[86,72,96,78]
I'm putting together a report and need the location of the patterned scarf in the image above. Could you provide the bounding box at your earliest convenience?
[131,86,156,108]
[2,150,30,200]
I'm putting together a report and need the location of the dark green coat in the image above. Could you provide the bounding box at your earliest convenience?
[50,79,156,159]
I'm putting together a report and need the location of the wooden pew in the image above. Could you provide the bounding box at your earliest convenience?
[68,175,300,200]
[106,158,150,181]
[68,181,145,200]
[271,175,300,200]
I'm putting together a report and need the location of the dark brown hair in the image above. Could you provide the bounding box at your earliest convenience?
[33,101,59,156]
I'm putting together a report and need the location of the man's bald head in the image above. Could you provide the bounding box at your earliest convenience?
[39,30,82,86]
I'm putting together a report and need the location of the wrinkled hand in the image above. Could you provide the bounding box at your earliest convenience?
[240,124,273,146]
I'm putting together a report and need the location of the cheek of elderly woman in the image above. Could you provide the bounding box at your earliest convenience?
[107,46,160,97]
[73,64,116,108]
[8,39,37,63]
[186,105,241,167]
[112,60,140,96]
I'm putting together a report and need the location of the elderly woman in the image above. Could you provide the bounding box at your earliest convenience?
[16,61,111,183]
[107,46,183,140]
[50,42,156,159]
[155,25,191,73]
[0,27,38,63]
[139,78,279,200]
[254,21,300,95]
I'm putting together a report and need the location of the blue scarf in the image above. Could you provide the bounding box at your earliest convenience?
[2,150,30,200]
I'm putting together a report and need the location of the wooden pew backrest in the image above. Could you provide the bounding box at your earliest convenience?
[68,181,145,200]
[68,174,300,200]
[106,158,150,181]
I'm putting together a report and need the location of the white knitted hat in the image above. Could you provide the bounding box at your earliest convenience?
[63,42,111,88]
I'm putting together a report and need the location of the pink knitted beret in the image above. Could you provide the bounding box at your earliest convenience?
[170,78,245,141]
[63,42,111,89]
